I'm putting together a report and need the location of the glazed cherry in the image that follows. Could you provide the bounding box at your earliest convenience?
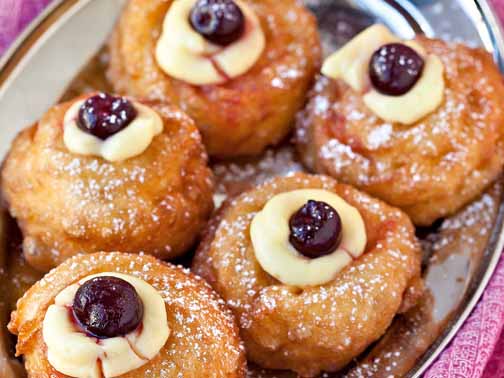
[190,0,245,46]
[77,93,137,140]
[369,43,425,96]
[72,276,144,339]
[289,200,343,258]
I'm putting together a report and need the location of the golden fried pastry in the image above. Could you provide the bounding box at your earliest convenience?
[8,252,246,378]
[108,0,321,158]
[1,93,214,271]
[296,24,504,226]
[193,173,422,376]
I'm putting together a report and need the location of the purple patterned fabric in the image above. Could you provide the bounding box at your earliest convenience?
[0,0,51,54]
[0,0,504,377]
[425,257,504,378]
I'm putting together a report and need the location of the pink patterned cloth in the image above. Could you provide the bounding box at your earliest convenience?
[0,0,504,377]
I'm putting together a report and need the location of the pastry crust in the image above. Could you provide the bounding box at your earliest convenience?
[8,252,246,378]
[1,96,214,272]
[107,0,321,158]
[192,173,422,377]
[296,37,504,226]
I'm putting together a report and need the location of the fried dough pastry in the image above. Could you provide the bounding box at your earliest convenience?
[296,37,504,226]
[8,252,246,378]
[107,0,321,158]
[193,173,422,377]
[1,96,214,272]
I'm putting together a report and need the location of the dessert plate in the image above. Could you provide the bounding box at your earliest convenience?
[0,1,504,377]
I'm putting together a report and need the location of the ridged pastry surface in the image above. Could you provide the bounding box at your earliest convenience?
[108,0,321,157]
[296,37,504,225]
[193,173,422,377]
[1,98,214,271]
[9,252,246,378]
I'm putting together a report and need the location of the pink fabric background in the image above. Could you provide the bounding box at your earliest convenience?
[0,0,504,377]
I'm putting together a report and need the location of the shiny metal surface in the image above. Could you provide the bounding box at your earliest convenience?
[0,0,125,158]
[0,1,503,377]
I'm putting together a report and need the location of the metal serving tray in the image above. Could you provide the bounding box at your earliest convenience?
[0,1,503,377]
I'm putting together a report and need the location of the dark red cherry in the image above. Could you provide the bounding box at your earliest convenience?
[369,43,425,96]
[190,0,244,46]
[289,200,343,258]
[77,93,137,140]
[72,276,144,339]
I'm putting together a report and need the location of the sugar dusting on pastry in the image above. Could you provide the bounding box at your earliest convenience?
[212,176,416,317]
[193,173,421,376]
[2,100,214,271]
[108,0,321,157]
[9,253,246,378]
[297,37,504,225]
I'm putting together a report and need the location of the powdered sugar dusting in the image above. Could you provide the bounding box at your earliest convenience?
[195,173,420,377]
[13,252,245,378]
